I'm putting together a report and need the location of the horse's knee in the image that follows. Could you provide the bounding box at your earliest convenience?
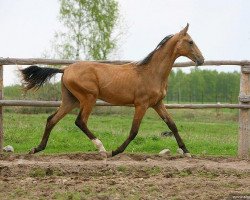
[47,112,57,122]
[75,112,83,128]
[46,112,57,127]
[75,118,80,128]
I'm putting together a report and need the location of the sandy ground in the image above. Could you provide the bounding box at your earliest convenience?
[0,153,249,200]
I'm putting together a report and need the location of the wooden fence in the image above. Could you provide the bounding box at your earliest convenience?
[0,57,249,158]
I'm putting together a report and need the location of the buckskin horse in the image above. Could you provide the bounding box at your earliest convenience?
[20,24,204,157]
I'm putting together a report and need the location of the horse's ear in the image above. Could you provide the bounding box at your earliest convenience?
[179,23,189,36]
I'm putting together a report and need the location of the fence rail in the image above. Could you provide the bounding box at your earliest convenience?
[1,100,250,109]
[0,57,249,158]
[1,57,250,67]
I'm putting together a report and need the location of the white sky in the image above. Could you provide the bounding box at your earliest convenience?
[1,0,250,86]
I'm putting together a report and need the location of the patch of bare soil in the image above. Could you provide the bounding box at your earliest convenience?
[0,153,249,200]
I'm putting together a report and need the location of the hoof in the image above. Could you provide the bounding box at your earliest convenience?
[28,148,36,154]
[111,150,119,157]
[105,151,112,158]
[99,151,108,159]
[177,148,184,155]
[184,153,192,158]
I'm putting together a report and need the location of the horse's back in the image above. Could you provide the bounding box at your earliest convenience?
[62,61,139,104]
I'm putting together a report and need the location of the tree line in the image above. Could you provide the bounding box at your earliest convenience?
[166,69,240,103]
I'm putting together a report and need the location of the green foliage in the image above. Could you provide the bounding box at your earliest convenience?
[52,0,120,60]
[167,69,240,103]
[4,83,61,113]
[4,83,61,101]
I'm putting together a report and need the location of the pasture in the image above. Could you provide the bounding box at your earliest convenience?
[4,108,238,156]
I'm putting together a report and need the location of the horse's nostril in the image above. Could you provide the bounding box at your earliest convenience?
[196,59,204,66]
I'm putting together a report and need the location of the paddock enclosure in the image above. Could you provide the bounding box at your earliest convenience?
[0,58,250,199]
[0,58,250,158]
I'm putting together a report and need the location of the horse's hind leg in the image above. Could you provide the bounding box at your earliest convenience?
[75,95,107,156]
[29,84,78,154]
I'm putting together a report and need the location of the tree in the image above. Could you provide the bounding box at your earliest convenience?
[52,0,120,60]
[166,69,240,103]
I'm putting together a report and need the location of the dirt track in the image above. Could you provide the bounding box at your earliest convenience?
[0,153,249,200]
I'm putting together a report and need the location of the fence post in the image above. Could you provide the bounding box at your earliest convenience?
[0,65,3,153]
[238,65,250,158]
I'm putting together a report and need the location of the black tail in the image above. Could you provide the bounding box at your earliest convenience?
[20,65,64,90]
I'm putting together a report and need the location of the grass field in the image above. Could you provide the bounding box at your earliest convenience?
[3,107,239,156]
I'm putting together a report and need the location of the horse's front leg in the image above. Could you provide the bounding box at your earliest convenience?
[112,105,147,156]
[153,101,191,157]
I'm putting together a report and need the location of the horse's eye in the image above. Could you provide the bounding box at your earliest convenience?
[189,41,194,45]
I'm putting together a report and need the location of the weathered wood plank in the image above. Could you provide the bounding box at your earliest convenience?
[0,100,250,109]
[165,104,250,109]
[238,67,250,158]
[0,65,3,153]
[241,65,250,74]
[174,60,250,67]
[0,58,132,66]
[239,95,250,103]
[0,57,250,67]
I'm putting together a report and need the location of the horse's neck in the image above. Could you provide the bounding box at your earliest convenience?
[146,40,178,82]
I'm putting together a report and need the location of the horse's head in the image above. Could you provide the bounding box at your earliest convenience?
[175,24,204,66]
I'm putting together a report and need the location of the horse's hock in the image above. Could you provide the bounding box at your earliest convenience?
[0,58,250,158]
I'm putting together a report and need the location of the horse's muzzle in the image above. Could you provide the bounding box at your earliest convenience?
[196,60,204,66]
[196,56,205,66]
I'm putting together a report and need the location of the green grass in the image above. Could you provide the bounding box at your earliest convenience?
[3,107,239,156]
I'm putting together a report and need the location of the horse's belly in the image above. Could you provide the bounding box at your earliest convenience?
[99,88,134,105]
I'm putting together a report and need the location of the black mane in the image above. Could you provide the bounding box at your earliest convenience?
[136,34,174,66]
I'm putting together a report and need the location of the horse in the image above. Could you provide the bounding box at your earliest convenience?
[20,24,204,158]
